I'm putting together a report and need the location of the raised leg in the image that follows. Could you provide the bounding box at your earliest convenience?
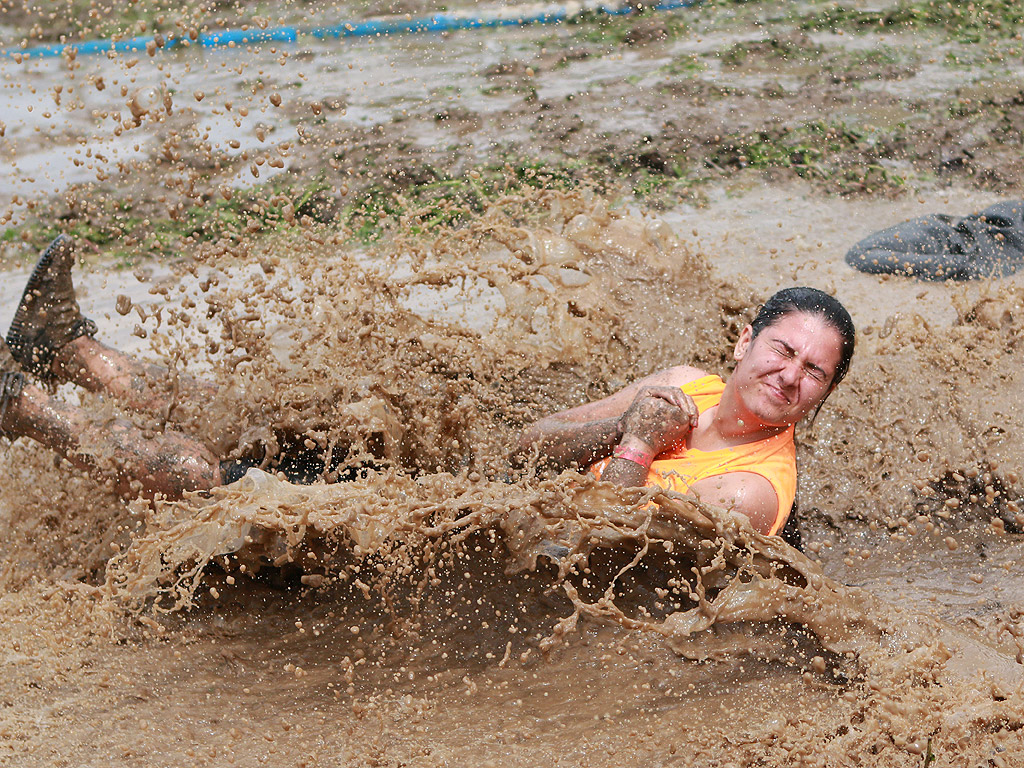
[7,234,235,444]
[53,336,218,420]
[0,381,223,500]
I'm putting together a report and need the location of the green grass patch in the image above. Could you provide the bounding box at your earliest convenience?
[707,119,908,194]
[4,175,336,266]
[816,44,920,81]
[480,82,538,100]
[662,52,707,77]
[630,168,708,209]
[822,45,912,70]
[948,97,984,118]
[796,0,1024,42]
[4,164,589,261]
[339,161,586,244]
[941,43,1019,68]
[718,34,824,66]
[557,6,691,48]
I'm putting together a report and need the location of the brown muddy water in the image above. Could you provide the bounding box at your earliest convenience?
[3,2,1024,767]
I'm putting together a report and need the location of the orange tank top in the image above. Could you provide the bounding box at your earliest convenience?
[591,374,797,535]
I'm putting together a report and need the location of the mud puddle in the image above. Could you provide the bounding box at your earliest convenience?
[2,188,1022,765]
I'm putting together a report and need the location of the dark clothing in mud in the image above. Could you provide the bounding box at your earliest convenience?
[845,200,1024,280]
[220,448,352,486]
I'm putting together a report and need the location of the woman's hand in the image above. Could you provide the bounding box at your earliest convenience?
[617,386,699,455]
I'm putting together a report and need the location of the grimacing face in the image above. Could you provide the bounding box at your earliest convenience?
[731,311,845,427]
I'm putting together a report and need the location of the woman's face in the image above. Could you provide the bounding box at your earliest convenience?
[730,311,845,428]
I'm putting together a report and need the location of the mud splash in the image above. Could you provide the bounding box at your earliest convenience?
[2,189,1021,764]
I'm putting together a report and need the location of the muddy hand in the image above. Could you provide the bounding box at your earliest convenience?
[618,386,698,454]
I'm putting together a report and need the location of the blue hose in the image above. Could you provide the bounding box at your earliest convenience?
[4,1,699,60]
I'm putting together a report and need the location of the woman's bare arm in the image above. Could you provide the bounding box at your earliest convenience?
[511,366,704,472]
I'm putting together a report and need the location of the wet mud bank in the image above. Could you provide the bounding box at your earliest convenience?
[5,0,1024,253]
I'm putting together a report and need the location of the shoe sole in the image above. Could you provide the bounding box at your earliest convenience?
[6,234,76,377]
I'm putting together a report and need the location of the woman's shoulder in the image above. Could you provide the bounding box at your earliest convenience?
[642,365,712,388]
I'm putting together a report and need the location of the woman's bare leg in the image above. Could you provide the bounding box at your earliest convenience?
[7,233,219,425]
[0,381,223,500]
[52,336,217,420]
[6,235,240,481]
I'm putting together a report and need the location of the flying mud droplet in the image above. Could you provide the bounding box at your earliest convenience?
[127,87,160,120]
[115,295,133,316]
[269,93,282,107]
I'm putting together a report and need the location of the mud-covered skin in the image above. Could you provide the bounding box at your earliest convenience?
[2,379,221,498]
[55,335,229,444]
[1,272,226,501]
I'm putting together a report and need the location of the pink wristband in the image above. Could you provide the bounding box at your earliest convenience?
[612,444,654,467]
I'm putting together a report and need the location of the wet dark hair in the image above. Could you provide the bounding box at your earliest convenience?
[749,286,856,388]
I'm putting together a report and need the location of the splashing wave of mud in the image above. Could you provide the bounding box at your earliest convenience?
[3,189,1024,765]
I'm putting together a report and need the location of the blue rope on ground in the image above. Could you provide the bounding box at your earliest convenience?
[3,0,699,60]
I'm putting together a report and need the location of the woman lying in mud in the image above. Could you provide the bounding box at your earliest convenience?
[0,236,853,540]
[514,287,855,536]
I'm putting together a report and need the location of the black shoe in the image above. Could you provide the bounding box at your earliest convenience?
[7,234,97,380]
[0,338,25,439]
